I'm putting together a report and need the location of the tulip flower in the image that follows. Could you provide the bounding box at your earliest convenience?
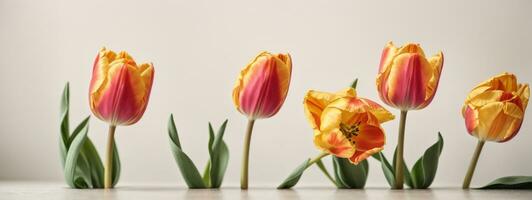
[89,47,154,188]
[376,41,444,189]
[304,87,395,163]
[233,51,292,189]
[462,72,529,189]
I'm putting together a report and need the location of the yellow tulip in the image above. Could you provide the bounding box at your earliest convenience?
[304,88,394,164]
[462,72,529,189]
[462,72,529,142]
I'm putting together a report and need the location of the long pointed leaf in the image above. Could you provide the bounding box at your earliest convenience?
[81,138,104,188]
[373,152,395,187]
[111,140,121,187]
[59,83,70,167]
[64,117,90,188]
[479,176,532,189]
[315,159,338,187]
[209,120,229,188]
[277,159,310,189]
[168,115,206,188]
[410,132,444,189]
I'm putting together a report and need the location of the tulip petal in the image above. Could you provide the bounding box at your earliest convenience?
[349,147,383,165]
[463,105,478,135]
[378,42,398,73]
[233,52,292,119]
[396,43,426,57]
[359,98,395,123]
[314,129,355,158]
[476,102,523,142]
[386,53,432,110]
[320,106,343,132]
[423,52,444,108]
[304,88,356,129]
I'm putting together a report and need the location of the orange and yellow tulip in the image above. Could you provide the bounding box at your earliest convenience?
[88,47,154,188]
[462,72,529,189]
[89,47,154,126]
[304,88,394,164]
[462,72,529,142]
[376,42,444,110]
[233,51,292,119]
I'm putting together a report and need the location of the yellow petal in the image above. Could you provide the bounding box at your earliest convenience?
[303,88,356,129]
[319,106,343,132]
[313,129,355,158]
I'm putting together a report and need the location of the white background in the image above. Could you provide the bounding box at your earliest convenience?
[1,0,531,187]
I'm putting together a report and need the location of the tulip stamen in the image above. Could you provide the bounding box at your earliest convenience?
[340,122,360,143]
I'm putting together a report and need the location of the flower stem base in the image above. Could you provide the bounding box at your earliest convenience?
[462,140,485,189]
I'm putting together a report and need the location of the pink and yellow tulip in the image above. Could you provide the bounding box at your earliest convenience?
[376,42,444,110]
[376,41,444,189]
[462,72,529,189]
[234,51,292,189]
[304,88,395,164]
[89,47,154,126]
[89,47,154,188]
[233,51,292,119]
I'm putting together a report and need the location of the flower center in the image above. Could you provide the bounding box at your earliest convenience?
[339,122,360,143]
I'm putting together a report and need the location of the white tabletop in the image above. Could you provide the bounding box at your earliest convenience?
[1,181,531,200]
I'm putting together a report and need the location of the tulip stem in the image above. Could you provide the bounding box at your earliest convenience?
[393,110,408,189]
[307,152,337,186]
[104,125,116,189]
[241,119,255,190]
[462,140,485,189]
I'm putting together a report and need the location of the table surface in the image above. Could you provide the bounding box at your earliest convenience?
[1,182,532,200]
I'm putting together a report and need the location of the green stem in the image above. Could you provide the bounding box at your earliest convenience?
[393,110,408,189]
[240,119,256,190]
[104,125,116,189]
[462,140,485,189]
[309,152,337,186]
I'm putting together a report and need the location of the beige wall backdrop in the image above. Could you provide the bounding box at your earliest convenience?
[1,0,531,187]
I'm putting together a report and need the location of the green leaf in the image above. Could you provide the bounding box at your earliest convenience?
[479,176,532,189]
[350,78,359,89]
[332,158,348,188]
[111,140,121,187]
[81,138,104,188]
[202,123,216,187]
[168,114,206,188]
[315,159,339,188]
[208,120,229,188]
[60,83,70,167]
[277,159,310,189]
[373,152,395,187]
[410,132,444,189]
[64,116,90,188]
[332,156,368,189]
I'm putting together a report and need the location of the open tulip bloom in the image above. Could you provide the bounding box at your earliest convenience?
[89,48,154,188]
[375,42,444,189]
[278,84,395,189]
[233,51,292,189]
[462,72,529,189]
